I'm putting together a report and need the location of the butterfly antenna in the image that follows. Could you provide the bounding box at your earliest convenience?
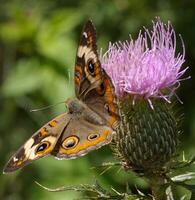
[30,101,65,112]
[68,68,71,86]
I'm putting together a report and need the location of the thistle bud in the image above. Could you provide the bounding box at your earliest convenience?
[114,97,179,172]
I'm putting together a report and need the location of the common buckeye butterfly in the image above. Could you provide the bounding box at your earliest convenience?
[3,20,119,173]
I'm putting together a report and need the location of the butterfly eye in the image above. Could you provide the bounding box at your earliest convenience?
[88,133,99,141]
[36,142,50,153]
[87,60,95,75]
[62,136,79,149]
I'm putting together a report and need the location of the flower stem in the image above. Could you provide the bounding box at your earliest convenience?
[149,173,167,200]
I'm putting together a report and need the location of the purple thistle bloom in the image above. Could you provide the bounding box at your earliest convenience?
[101,18,189,106]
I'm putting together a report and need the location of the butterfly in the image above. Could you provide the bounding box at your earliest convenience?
[3,20,119,173]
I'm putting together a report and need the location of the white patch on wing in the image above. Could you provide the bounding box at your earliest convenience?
[78,45,98,83]
[13,157,19,162]
[77,45,88,58]
[85,50,96,62]
[23,136,57,160]
[24,138,34,152]
[77,46,97,63]
[83,32,88,38]
[23,138,36,160]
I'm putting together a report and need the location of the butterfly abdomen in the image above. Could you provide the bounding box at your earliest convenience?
[82,107,106,126]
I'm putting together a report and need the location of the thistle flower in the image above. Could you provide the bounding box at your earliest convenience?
[102,19,188,107]
[101,19,189,175]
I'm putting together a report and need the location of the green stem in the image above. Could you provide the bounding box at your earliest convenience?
[149,174,167,200]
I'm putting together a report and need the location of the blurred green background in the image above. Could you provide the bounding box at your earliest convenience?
[0,0,195,199]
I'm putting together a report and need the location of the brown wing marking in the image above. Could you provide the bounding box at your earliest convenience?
[52,118,113,159]
[85,70,119,130]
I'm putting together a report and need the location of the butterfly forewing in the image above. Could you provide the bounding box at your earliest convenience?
[75,20,102,98]
[3,113,71,173]
[74,20,119,130]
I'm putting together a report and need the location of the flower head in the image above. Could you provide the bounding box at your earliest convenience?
[101,18,188,105]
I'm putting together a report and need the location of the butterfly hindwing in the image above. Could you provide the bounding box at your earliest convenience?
[85,70,119,130]
[3,113,71,173]
[52,113,113,159]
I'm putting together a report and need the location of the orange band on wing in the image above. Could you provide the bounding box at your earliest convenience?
[59,130,110,155]
[104,77,118,127]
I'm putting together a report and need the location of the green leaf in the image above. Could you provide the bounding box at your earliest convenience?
[171,173,195,183]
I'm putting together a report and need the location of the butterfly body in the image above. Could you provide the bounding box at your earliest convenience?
[3,20,119,173]
[66,98,106,125]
